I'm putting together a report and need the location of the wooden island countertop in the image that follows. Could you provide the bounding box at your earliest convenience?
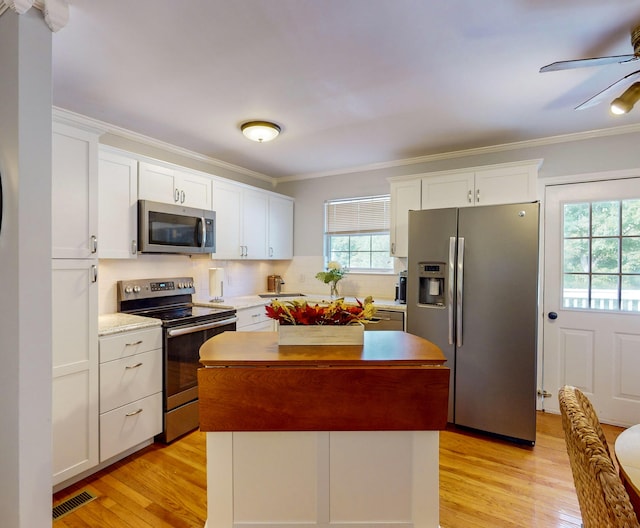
[198,330,449,432]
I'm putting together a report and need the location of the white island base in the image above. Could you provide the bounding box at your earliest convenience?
[204,429,440,528]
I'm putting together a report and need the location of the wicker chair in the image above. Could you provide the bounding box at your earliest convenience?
[559,385,640,528]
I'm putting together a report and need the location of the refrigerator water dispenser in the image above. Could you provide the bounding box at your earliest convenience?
[418,262,446,307]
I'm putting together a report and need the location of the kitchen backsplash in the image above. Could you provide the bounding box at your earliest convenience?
[98,255,399,314]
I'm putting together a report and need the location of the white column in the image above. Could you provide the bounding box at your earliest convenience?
[0,7,53,528]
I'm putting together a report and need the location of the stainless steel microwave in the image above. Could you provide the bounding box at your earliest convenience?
[138,200,215,254]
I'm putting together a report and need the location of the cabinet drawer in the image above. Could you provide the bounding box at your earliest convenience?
[237,305,271,328]
[100,392,162,462]
[100,349,162,413]
[238,319,275,332]
[100,327,162,363]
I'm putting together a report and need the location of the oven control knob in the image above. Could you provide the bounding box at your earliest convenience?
[133,286,141,293]
[124,285,133,294]
[187,281,193,288]
[178,282,184,289]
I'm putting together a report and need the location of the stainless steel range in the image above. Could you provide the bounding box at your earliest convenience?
[117,277,237,443]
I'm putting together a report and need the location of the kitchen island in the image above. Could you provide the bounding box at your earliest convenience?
[198,331,449,528]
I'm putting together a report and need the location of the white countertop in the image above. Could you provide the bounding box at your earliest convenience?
[98,313,162,336]
[194,293,406,312]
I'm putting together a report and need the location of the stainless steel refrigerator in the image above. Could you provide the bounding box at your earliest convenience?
[407,202,539,444]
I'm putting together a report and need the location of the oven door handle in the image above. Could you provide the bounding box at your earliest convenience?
[166,316,238,337]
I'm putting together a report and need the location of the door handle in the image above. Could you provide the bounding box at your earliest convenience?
[548,312,558,320]
[456,237,465,347]
[448,237,456,345]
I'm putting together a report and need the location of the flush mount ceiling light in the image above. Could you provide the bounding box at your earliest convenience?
[241,121,281,142]
[610,82,640,115]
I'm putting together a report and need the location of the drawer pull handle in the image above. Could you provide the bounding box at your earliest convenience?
[125,408,144,417]
[125,362,143,370]
[125,340,143,347]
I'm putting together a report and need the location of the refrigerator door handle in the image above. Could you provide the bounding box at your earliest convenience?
[448,236,456,345]
[456,237,465,347]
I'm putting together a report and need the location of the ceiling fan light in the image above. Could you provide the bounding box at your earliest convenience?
[610,82,640,115]
[241,121,281,142]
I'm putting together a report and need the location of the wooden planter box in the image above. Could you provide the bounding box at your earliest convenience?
[278,323,364,345]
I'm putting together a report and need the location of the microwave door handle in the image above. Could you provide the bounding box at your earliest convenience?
[199,217,206,249]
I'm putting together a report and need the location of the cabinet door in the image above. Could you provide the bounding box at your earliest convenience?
[52,259,99,486]
[98,149,138,259]
[474,164,538,205]
[390,180,421,258]
[52,123,99,259]
[236,305,274,331]
[421,172,474,209]
[176,170,212,210]
[268,195,294,259]
[138,162,177,204]
[211,180,243,259]
[242,189,269,259]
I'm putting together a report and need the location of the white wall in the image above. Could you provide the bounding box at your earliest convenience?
[0,9,53,528]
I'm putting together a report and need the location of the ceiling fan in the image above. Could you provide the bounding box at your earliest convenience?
[540,25,640,113]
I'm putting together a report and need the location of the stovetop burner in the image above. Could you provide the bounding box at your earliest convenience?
[130,304,235,325]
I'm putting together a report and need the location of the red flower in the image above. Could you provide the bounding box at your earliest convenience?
[265,297,376,326]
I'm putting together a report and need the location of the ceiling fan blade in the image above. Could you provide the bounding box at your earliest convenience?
[540,54,637,73]
[575,69,640,110]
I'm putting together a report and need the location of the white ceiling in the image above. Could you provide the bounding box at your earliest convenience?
[52,0,640,180]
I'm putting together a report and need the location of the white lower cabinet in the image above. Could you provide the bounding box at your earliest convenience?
[206,431,440,527]
[100,393,163,462]
[98,327,163,462]
[236,305,275,332]
[52,259,99,486]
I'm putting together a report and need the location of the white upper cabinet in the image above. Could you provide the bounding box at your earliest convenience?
[390,179,422,258]
[421,172,475,209]
[98,148,138,259]
[138,161,212,210]
[421,160,541,209]
[211,179,243,259]
[268,195,294,259]
[52,122,100,259]
[212,179,293,260]
[473,163,539,206]
[242,188,270,260]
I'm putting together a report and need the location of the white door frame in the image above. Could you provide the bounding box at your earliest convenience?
[537,167,640,410]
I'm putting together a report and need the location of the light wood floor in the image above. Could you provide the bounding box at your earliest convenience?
[53,411,625,527]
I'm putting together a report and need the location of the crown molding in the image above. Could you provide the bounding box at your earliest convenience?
[1,0,69,32]
[52,107,276,185]
[276,122,640,183]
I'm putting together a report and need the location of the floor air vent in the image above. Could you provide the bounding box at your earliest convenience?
[53,490,97,521]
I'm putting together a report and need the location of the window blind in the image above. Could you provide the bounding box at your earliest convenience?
[325,195,390,234]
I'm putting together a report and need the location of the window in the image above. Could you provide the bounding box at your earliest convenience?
[324,195,392,272]
[563,199,640,311]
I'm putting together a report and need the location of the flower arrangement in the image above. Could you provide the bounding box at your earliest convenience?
[265,297,376,326]
[315,261,347,297]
